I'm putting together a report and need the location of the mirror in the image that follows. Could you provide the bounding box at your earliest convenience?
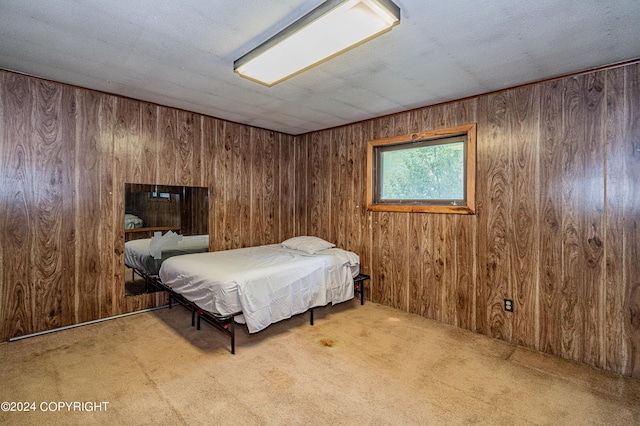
[124,183,209,296]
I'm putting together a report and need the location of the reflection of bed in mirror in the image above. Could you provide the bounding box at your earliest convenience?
[125,234,210,293]
[124,183,209,296]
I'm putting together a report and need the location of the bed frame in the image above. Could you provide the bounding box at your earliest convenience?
[141,271,370,355]
[146,275,311,355]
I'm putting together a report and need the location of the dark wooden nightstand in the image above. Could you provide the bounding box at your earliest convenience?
[353,273,370,305]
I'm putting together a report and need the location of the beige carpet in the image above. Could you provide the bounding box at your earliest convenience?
[1,300,639,425]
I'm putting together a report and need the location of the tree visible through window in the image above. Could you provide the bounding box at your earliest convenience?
[381,139,464,200]
[367,124,476,214]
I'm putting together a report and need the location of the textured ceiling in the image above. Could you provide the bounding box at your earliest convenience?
[1,0,639,135]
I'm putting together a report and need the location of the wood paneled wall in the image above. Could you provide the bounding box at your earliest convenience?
[301,63,640,378]
[0,70,301,342]
[1,63,639,378]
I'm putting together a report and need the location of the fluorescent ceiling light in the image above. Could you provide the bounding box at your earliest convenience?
[234,0,401,86]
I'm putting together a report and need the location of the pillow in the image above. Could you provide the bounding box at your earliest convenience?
[281,236,335,254]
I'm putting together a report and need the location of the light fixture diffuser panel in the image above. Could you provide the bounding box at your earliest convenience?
[234,0,400,86]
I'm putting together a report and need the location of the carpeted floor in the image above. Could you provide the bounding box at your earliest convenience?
[1,300,639,425]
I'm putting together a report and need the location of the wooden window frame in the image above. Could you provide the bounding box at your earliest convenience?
[366,123,476,214]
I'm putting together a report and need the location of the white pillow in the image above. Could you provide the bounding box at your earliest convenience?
[281,236,335,254]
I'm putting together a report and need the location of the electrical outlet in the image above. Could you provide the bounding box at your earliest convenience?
[504,299,513,312]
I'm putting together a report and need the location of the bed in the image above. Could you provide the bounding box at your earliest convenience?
[157,236,360,353]
[124,234,209,285]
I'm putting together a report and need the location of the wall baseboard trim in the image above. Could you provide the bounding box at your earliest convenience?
[8,305,169,342]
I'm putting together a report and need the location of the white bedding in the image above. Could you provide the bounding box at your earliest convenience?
[125,235,209,276]
[158,244,360,333]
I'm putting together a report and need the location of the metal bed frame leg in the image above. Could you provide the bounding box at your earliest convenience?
[155,277,238,354]
[230,319,235,355]
[354,273,370,306]
[310,308,314,326]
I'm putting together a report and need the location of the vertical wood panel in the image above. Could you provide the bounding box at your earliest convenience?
[406,211,433,318]
[308,131,329,236]
[203,116,224,251]
[156,107,202,185]
[179,110,201,186]
[476,87,538,343]
[279,133,296,241]
[60,89,76,326]
[539,74,606,367]
[440,101,476,329]
[539,78,565,357]
[449,214,474,329]
[371,116,393,305]
[509,85,540,350]
[32,80,76,331]
[392,116,410,312]
[237,123,251,248]
[346,123,367,267]
[223,121,240,248]
[75,90,115,322]
[604,66,626,374]
[1,72,36,338]
[560,78,584,362]
[100,94,116,318]
[561,73,605,368]
[579,73,606,368]
[263,130,278,244]
[351,122,364,255]
[320,131,332,239]
[251,128,264,246]
[141,103,158,182]
[295,134,308,237]
[1,74,76,336]
[115,98,143,184]
[157,106,177,184]
[331,127,348,248]
[295,133,306,237]
[477,92,513,340]
[606,64,640,378]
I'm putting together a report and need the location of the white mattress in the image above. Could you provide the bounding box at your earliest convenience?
[124,235,209,276]
[158,244,360,333]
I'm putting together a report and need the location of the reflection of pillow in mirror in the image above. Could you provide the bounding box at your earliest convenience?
[124,214,143,229]
[282,236,335,254]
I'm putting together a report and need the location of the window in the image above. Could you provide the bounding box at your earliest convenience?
[149,191,171,200]
[367,123,476,214]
